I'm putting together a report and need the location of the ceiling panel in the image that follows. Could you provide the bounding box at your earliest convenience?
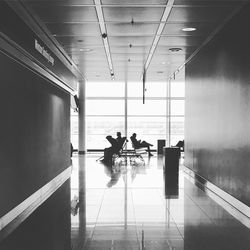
[150,54,187,64]
[109,36,154,46]
[155,46,196,55]
[162,22,218,36]
[150,54,187,66]
[168,6,238,22]
[112,53,147,61]
[110,46,150,54]
[29,5,97,22]
[114,65,144,71]
[55,36,103,47]
[158,36,204,46]
[24,0,94,4]
[70,53,106,62]
[47,23,101,36]
[101,0,168,5]
[65,47,105,56]
[103,7,165,22]
[106,23,159,36]
[173,0,244,6]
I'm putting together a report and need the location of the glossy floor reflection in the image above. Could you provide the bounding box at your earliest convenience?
[71,154,250,250]
[1,153,250,250]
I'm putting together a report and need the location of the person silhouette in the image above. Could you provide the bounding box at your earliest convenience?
[130,133,153,156]
[116,132,127,151]
[102,135,119,163]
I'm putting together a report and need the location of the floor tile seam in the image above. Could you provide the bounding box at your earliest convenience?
[89,187,107,244]
[130,187,143,249]
[164,209,184,240]
[156,189,185,240]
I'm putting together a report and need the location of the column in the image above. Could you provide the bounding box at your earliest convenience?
[78,79,86,154]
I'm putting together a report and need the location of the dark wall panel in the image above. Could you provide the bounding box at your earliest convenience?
[0,51,70,217]
[185,4,250,206]
[0,180,71,250]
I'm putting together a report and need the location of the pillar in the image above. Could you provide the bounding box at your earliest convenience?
[78,79,86,154]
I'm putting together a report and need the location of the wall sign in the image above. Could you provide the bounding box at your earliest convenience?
[35,39,54,66]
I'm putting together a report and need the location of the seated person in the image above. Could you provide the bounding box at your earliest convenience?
[116,132,127,152]
[102,135,119,163]
[130,133,153,156]
[175,140,184,151]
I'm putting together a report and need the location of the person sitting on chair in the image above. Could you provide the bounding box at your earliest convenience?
[102,135,119,163]
[116,132,127,152]
[130,133,153,156]
[175,140,184,152]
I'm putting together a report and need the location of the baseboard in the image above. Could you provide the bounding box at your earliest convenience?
[0,166,71,241]
[183,165,250,228]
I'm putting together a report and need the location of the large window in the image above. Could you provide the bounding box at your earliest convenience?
[70,109,78,150]
[72,76,185,150]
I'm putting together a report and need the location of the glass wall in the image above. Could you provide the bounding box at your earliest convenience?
[71,77,185,150]
[70,109,78,150]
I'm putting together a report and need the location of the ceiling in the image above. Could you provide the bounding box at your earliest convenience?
[23,0,244,82]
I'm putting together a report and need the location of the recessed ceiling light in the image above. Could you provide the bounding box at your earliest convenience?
[77,39,83,42]
[182,27,196,32]
[169,48,182,52]
[157,71,164,74]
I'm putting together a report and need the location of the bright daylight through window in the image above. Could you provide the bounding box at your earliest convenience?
[71,78,185,150]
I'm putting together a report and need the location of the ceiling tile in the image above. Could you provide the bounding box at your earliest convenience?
[162,22,218,38]
[46,23,100,36]
[103,7,165,22]
[55,36,103,47]
[151,54,187,64]
[155,46,196,55]
[29,5,97,22]
[106,23,159,36]
[112,53,147,61]
[158,36,204,46]
[109,36,154,46]
[168,6,238,22]
[174,0,243,7]
[101,0,168,5]
[110,46,150,54]
[24,0,94,4]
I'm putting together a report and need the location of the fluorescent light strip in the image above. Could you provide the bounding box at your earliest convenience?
[94,0,115,80]
[143,0,174,75]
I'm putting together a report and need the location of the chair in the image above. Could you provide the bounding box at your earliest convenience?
[111,139,128,164]
[97,137,128,163]
[130,140,147,163]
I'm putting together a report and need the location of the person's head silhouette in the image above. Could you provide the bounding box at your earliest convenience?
[117,132,121,137]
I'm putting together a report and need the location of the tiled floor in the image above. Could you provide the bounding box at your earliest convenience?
[70,154,250,250]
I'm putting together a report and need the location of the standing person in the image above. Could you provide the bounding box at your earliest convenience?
[130,133,153,156]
